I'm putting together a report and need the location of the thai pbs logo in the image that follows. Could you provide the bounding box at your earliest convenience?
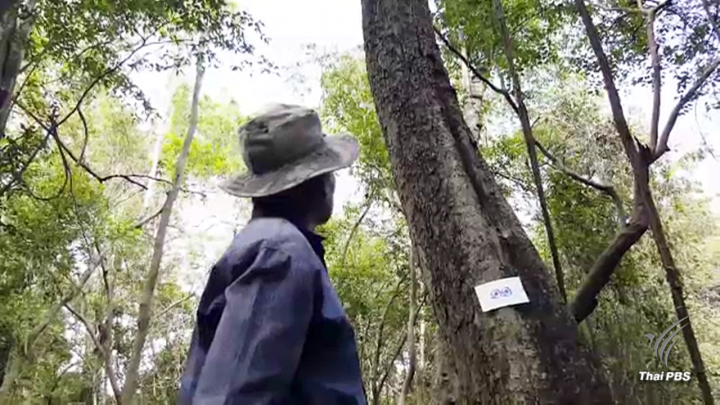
[639,315,692,382]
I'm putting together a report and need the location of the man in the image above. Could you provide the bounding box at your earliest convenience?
[178,104,365,404]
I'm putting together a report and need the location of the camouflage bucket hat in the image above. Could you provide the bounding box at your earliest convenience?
[219,104,359,198]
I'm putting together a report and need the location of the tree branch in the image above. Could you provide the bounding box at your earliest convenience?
[574,0,644,174]
[654,56,720,161]
[16,98,206,197]
[433,26,519,114]
[701,0,720,43]
[358,278,393,371]
[9,60,39,115]
[376,293,427,402]
[99,248,122,404]
[63,304,105,356]
[19,38,115,76]
[63,303,122,402]
[153,294,195,321]
[33,121,73,202]
[56,135,149,190]
[134,205,165,229]
[374,333,407,403]
[56,38,151,127]
[340,193,375,270]
[25,251,103,353]
[491,169,534,194]
[372,276,407,392]
[570,203,648,322]
[571,0,659,326]
[0,131,50,199]
[122,59,205,404]
[78,103,89,163]
[535,140,627,225]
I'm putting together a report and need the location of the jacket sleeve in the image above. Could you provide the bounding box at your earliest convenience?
[192,245,317,404]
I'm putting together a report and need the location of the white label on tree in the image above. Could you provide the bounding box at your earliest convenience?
[474,276,530,312]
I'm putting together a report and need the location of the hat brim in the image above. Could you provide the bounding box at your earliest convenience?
[219,133,359,198]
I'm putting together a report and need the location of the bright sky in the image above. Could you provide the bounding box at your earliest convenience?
[131,0,719,291]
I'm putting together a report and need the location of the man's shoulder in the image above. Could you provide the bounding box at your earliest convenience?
[241,217,305,244]
[230,217,315,260]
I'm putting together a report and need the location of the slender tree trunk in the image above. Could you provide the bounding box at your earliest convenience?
[573,0,714,402]
[370,278,405,405]
[361,0,610,402]
[644,193,714,404]
[121,61,205,404]
[493,0,566,303]
[102,260,121,404]
[399,247,417,405]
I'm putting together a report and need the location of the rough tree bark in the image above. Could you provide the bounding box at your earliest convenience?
[121,60,205,404]
[361,0,611,402]
[436,31,649,324]
[574,0,716,402]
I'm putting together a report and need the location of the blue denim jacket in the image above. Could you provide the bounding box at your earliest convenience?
[178,217,366,404]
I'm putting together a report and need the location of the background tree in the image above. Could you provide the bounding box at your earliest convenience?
[121,59,203,404]
[574,0,720,401]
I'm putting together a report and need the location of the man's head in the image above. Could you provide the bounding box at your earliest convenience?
[251,172,336,228]
[219,103,356,227]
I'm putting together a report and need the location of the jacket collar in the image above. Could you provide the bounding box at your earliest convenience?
[251,212,327,268]
[297,227,327,269]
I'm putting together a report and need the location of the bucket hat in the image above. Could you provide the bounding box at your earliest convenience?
[220,104,359,198]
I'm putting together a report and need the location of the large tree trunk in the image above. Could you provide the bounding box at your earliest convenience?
[361,0,611,402]
[121,61,205,404]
